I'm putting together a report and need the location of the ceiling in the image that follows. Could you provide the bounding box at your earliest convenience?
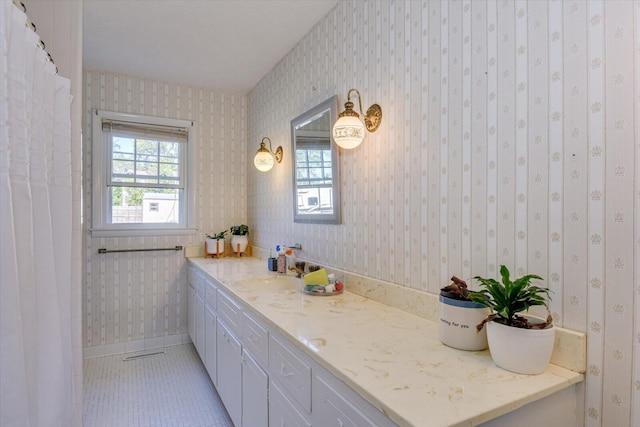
[83,0,339,93]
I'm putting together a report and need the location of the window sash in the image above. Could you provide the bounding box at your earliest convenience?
[106,127,186,190]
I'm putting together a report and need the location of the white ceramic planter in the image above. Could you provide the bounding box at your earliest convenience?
[486,315,555,375]
[205,238,225,255]
[439,296,489,351]
[231,235,248,253]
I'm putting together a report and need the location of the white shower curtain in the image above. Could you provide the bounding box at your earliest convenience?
[1,1,75,426]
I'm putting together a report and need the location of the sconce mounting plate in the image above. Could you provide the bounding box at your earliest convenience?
[274,146,283,163]
[364,104,382,132]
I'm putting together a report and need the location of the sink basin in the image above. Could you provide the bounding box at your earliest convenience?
[234,275,301,291]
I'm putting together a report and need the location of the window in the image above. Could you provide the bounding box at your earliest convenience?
[91,110,197,236]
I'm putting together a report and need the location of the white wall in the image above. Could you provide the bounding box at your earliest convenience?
[247,1,639,426]
[83,70,247,353]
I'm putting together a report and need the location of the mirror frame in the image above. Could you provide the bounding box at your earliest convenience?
[291,95,340,224]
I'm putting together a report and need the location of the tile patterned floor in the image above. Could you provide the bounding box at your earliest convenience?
[83,344,234,427]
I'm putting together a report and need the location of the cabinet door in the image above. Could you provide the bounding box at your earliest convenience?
[188,287,195,344]
[269,380,311,427]
[204,305,217,385]
[194,292,205,356]
[217,320,242,427]
[241,350,268,427]
[314,375,375,427]
[313,373,397,427]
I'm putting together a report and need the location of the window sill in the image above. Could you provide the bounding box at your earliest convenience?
[90,227,198,238]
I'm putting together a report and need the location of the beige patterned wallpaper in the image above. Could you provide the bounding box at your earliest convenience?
[83,70,247,352]
[247,1,640,425]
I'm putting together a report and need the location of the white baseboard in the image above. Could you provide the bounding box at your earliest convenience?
[83,333,192,359]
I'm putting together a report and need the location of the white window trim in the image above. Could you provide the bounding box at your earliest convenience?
[91,109,197,237]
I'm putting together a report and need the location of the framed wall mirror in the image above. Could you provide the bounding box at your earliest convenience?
[291,95,340,224]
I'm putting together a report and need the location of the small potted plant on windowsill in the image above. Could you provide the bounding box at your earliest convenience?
[439,276,490,351]
[205,230,227,257]
[230,224,249,255]
[469,265,554,375]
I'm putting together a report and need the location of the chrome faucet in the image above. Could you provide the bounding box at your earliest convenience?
[288,265,305,278]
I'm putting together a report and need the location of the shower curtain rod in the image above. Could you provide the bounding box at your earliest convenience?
[12,0,57,74]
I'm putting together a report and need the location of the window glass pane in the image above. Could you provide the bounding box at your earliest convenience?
[309,168,322,178]
[136,161,158,177]
[110,186,180,224]
[112,160,135,180]
[296,168,308,179]
[113,137,134,155]
[160,141,179,157]
[159,163,179,178]
[136,139,158,155]
[307,150,322,161]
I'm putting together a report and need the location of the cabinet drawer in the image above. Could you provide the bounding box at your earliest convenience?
[190,268,205,296]
[269,334,312,412]
[217,290,242,336]
[242,312,268,367]
[269,380,311,427]
[204,279,217,310]
[314,375,378,427]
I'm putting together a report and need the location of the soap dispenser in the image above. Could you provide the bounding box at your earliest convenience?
[276,246,286,274]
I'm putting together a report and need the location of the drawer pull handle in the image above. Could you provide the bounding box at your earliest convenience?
[337,419,344,427]
[247,332,258,342]
[280,363,294,377]
[280,418,285,427]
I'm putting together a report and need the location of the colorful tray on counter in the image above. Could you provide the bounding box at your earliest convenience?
[301,283,344,296]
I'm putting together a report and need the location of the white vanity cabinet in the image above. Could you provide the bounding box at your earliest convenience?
[188,263,397,427]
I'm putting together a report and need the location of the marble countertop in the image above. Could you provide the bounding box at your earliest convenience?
[189,257,583,427]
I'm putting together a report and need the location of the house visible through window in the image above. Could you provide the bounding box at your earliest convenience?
[92,110,197,236]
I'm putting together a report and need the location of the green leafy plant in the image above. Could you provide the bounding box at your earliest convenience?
[469,265,552,331]
[206,230,227,240]
[230,224,249,236]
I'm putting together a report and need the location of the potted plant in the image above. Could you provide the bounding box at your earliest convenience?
[469,265,554,375]
[230,224,249,254]
[205,230,227,256]
[439,276,489,351]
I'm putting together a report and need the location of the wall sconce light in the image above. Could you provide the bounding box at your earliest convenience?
[332,88,382,149]
[253,137,283,172]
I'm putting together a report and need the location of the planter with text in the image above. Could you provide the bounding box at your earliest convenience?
[439,276,489,351]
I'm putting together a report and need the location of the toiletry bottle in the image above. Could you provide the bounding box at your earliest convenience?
[277,247,286,274]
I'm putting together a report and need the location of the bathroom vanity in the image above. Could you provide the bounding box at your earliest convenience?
[188,256,583,427]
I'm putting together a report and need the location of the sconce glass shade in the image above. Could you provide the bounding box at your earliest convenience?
[332,114,365,149]
[333,90,381,150]
[254,148,275,172]
[254,137,283,172]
